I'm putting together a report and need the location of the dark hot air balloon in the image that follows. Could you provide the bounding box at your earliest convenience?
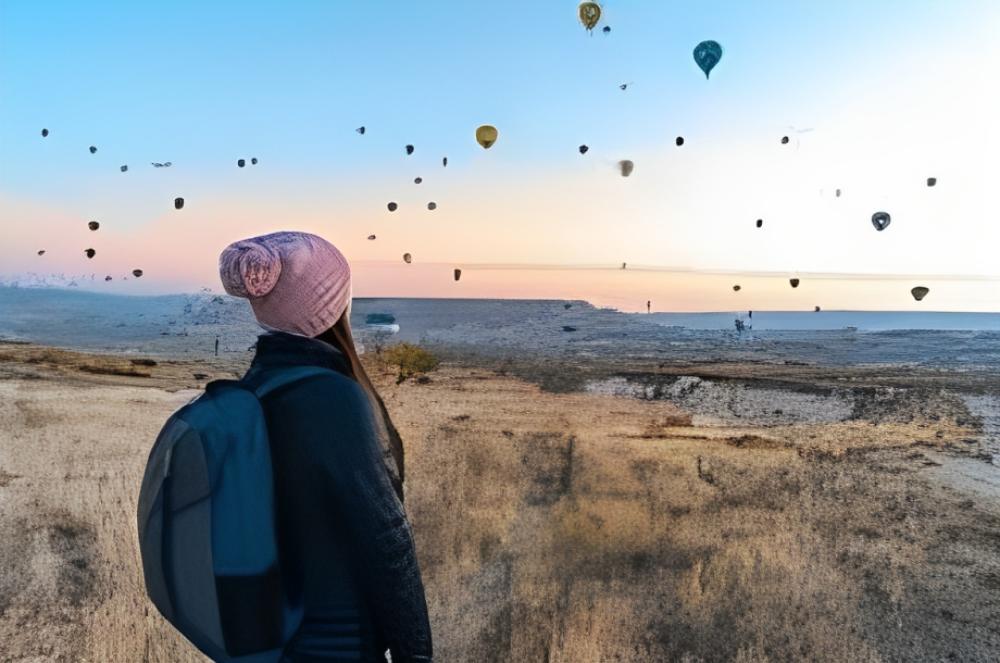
[927,177,937,187]
[619,83,628,91]
[367,234,376,241]
[733,285,741,292]
[442,157,448,167]
[356,126,365,135]
[454,268,462,282]
[675,136,684,147]
[387,202,398,212]
[85,248,96,259]
[579,144,589,154]
[871,211,891,231]
[251,158,258,165]
[132,269,144,278]
[603,26,611,34]
[414,177,423,184]
[789,278,800,288]
[427,202,437,211]
[756,219,763,228]
[403,253,412,264]
[174,197,185,210]
[693,40,723,79]
[781,136,790,144]
[911,286,929,301]
[814,305,821,312]
[618,160,634,177]
[37,250,45,255]
[237,159,246,168]
[104,275,112,281]
[120,165,128,172]
[88,221,99,231]
[89,146,97,154]
[41,128,49,137]
[405,144,414,155]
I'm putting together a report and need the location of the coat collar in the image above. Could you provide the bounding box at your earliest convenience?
[249,330,351,375]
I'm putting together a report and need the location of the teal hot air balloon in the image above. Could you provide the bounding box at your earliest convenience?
[693,40,723,79]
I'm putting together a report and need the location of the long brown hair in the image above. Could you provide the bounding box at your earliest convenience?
[315,313,406,504]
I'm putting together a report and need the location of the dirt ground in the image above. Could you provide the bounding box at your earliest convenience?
[1,343,999,662]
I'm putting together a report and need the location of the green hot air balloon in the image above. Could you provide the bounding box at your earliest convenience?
[693,40,723,79]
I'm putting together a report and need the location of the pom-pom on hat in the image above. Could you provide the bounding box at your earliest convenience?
[219,231,351,337]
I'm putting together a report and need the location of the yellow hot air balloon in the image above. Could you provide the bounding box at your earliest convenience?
[578,2,601,32]
[476,125,498,149]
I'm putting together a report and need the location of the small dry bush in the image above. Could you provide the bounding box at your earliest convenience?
[381,343,440,383]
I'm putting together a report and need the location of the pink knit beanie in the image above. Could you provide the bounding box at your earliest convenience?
[219,231,352,337]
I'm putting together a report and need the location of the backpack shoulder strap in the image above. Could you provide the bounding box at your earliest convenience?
[243,365,340,400]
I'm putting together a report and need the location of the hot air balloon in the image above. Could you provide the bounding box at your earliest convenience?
[675,136,684,147]
[120,165,128,172]
[693,40,723,79]
[814,305,821,312]
[756,219,763,228]
[911,286,929,302]
[442,157,448,167]
[37,250,45,256]
[733,285,741,292]
[237,159,246,168]
[387,202,398,212]
[403,253,412,264]
[476,125,498,149]
[602,26,611,34]
[781,136,790,145]
[454,268,462,282]
[621,262,627,270]
[618,160,634,177]
[579,145,589,154]
[174,197,185,210]
[835,189,842,198]
[927,177,937,187]
[871,211,891,231]
[251,158,258,165]
[405,144,415,155]
[578,2,601,32]
[41,128,49,137]
[104,275,112,281]
[85,248,96,259]
[88,221,99,231]
[133,269,144,278]
[414,177,423,184]
[427,202,437,211]
[789,278,800,288]
[356,126,366,135]
[89,146,97,154]
[367,234,376,241]
[619,83,628,91]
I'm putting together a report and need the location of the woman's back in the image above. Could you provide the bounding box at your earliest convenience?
[246,331,432,662]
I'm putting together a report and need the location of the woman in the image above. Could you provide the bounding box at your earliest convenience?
[219,231,433,662]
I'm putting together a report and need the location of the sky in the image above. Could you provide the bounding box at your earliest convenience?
[2,0,999,312]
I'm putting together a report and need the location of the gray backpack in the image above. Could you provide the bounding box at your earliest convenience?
[137,366,332,662]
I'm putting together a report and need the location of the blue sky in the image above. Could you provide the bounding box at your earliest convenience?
[2,1,999,310]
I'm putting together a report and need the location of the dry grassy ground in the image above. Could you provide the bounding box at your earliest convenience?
[1,343,999,661]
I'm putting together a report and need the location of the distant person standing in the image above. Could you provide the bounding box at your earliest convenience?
[214,335,219,356]
[647,300,651,314]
